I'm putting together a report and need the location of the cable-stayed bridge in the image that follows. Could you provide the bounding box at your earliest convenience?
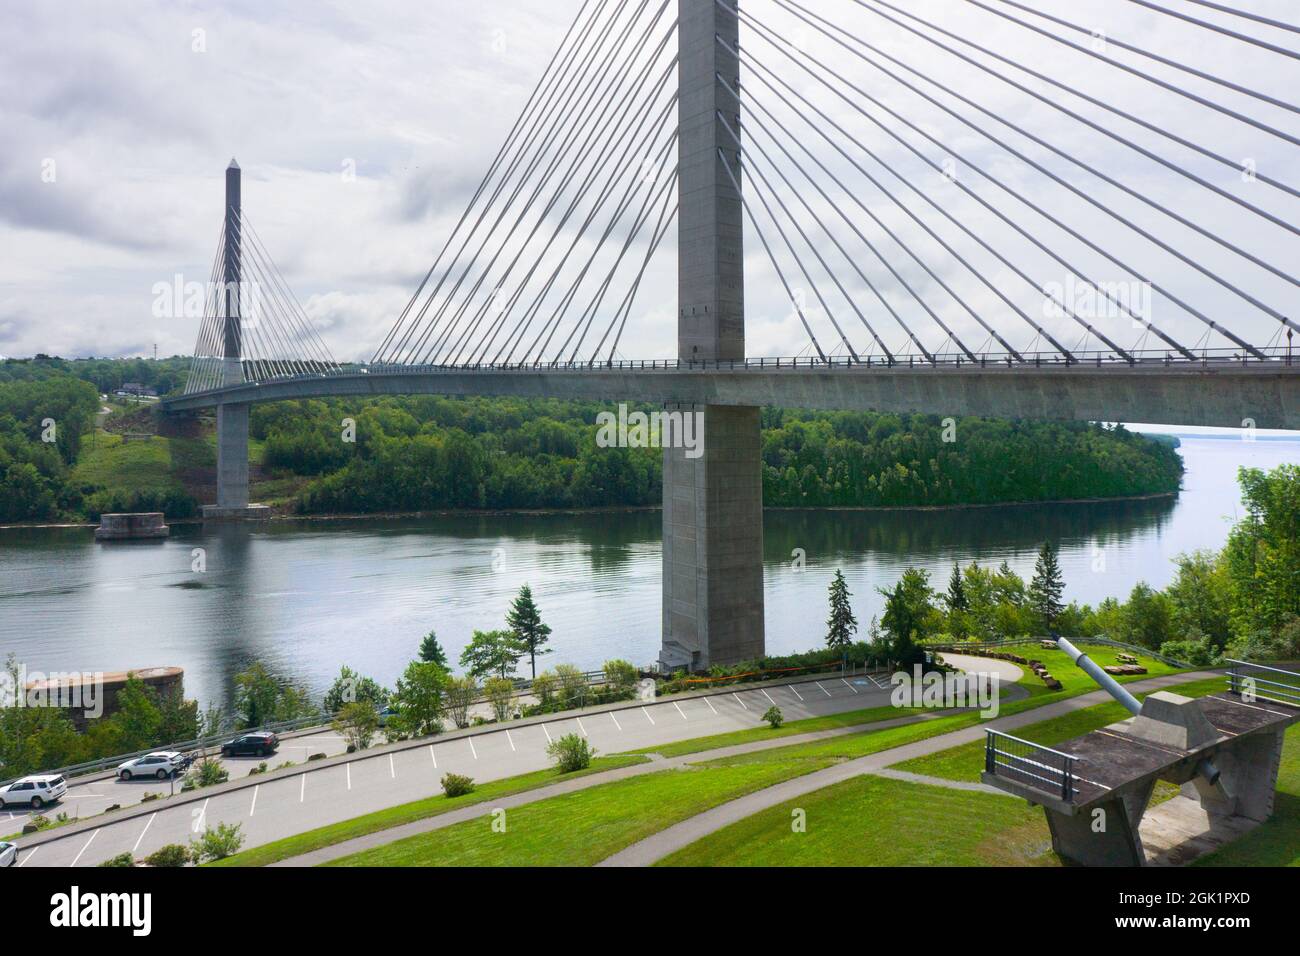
[163,0,1300,670]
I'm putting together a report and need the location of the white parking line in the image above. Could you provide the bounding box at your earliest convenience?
[469,738,478,759]
[389,755,396,779]
[789,685,804,702]
[249,785,260,817]
[300,774,307,803]
[761,689,777,706]
[841,677,858,694]
[576,717,588,738]
[673,701,688,721]
[506,729,517,752]
[17,845,37,867]
[703,696,718,715]
[70,830,98,867]
[197,798,210,831]
[815,681,832,697]
[429,745,437,769]
[542,723,553,744]
[346,764,352,790]
[641,706,656,725]
[132,813,156,854]
[733,693,748,710]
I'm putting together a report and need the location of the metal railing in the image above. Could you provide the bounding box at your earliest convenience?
[0,713,327,789]
[1225,659,1300,709]
[985,729,1077,802]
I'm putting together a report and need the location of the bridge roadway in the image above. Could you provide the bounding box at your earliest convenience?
[163,360,1300,429]
[11,672,900,867]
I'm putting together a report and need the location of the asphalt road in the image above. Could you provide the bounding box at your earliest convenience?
[12,671,901,867]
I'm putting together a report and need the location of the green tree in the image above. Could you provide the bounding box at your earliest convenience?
[232,662,314,729]
[385,661,447,740]
[1167,550,1232,650]
[483,676,516,722]
[945,563,969,612]
[332,700,380,751]
[1030,542,1066,632]
[1119,583,1175,649]
[1224,465,1300,639]
[879,568,935,666]
[444,676,478,729]
[506,584,553,679]
[418,631,449,668]
[459,629,524,680]
[825,570,858,650]
[322,665,389,715]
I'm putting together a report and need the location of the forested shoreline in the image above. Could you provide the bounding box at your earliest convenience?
[1,357,1184,523]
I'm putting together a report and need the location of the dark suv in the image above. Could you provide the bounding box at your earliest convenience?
[220,731,279,757]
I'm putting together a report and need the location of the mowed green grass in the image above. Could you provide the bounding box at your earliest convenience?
[956,643,1185,699]
[210,755,650,867]
[658,774,1055,867]
[324,753,838,867]
[893,675,1227,782]
[1197,723,1300,867]
[72,430,198,496]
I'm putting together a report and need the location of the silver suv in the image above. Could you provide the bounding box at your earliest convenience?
[117,751,188,781]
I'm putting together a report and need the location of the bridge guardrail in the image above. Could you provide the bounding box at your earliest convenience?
[1226,659,1300,709]
[985,729,1077,802]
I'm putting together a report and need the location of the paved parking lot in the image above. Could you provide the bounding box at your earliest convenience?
[12,674,894,867]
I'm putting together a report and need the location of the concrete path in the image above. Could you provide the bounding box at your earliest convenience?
[940,652,1024,684]
[596,669,1220,867]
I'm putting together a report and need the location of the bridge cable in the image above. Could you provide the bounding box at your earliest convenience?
[1121,0,1300,58]
[798,0,1290,348]
[593,195,679,365]
[1180,0,1300,36]
[411,1,671,365]
[387,0,634,365]
[856,0,1300,210]
[718,147,828,364]
[734,6,1228,360]
[969,0,1300,142]
[816,0,1300,298]
[241,215,339,372]
[990,0,1300,116]
[725,77,1020,362]
[373,0,610,365]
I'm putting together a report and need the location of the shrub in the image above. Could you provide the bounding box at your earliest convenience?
[547,732,596,773]
[442,773,475,797]
[603,659,638,691]
[531,671,558,708]
[308,752,327,761]
[97,852,135,867]
[145,844,190,868]
[762,706,784,729]
[189,758,229,788]
[1160,635,1220,667]
[188,822,244,863]
[332,700,380,752]
[554,663,587,706]
[445,676,478,730]
[140,792,160,803]
[483,677,515,723]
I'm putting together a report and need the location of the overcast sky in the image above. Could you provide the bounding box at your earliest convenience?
[3,0,1299,365]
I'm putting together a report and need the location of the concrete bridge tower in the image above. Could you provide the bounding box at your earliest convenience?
[203,159,269,520]
[660,0,765,671]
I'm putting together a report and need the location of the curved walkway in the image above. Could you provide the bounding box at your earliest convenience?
[940,652,1024,684]
[596,669,1218,867]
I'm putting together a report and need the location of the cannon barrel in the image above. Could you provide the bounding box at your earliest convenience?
[1055,637,1141,715]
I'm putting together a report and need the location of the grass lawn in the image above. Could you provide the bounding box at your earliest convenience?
[1196,723,1300,867]
[324,752,839,867]
[210,754,650,867]
[658,774,1055,867]
[945,643,1184,699]
[893,675,1227,782]
[73,430,196,497]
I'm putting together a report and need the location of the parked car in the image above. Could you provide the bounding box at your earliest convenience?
[0,842,16,867]
[0,774,68,810]
[117,751,188,781]
[220,731,279,757]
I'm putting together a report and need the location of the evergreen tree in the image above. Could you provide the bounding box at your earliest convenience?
[418,631,449,668]
[825,570,858,649]
[506,584,552,679]
[1030,542,1066,631]
[946,563,968,611]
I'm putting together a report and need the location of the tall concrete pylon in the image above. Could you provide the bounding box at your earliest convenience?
[660,0,765,671]
[204,158,268,520]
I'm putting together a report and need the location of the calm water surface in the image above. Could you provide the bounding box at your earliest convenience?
[1,435,1295,708]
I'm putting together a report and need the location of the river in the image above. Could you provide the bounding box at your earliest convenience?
[0,434,1295,709]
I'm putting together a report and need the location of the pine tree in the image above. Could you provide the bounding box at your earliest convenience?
[506,584,552,679]
[1030,541,1066,632]
[946,563,968,611]
[418,631,448,668]
[826,570,858,649]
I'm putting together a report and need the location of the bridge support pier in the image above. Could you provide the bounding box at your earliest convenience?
[661,404,765,671]
[202,403,270,520]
